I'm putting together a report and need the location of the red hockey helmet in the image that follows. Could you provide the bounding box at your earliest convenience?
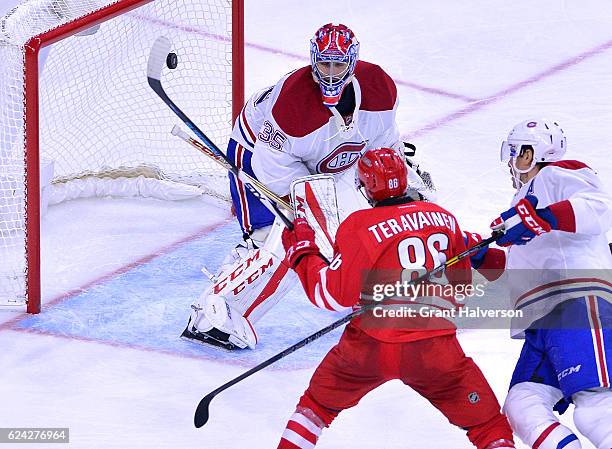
[310,23,359,107]
[357,148,408,204]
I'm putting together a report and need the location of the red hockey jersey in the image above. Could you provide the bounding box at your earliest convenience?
[293,200,472,343]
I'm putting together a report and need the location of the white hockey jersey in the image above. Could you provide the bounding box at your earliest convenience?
[505,160,612,334]
[230,61,400,197]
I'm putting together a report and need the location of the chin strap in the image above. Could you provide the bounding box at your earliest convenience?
[509,157,536,189]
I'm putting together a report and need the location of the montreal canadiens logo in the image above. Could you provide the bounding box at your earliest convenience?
[317,141,366,174]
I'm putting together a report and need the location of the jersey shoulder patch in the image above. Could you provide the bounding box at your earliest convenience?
[271,66,332,138]
[354,61,397,112]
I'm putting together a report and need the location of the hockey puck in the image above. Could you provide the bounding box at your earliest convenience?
[166,52,178,69]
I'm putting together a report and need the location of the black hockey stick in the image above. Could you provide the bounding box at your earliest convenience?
[194,232,500,428]
[146,36,294,229]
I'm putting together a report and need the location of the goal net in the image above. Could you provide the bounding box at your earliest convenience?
[0,0,243,312]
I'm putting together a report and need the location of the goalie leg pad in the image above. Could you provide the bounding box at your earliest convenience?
[211,218,296,323]
[185,217,297,349]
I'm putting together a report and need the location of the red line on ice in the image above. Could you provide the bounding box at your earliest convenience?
[402,37,612,140]
[7,326,319,371]
[0,216,232,332]
[1,214,321,371]
[130,14,476,103]
[46,217,234,307]
[242,43,478,102]
[7,326,264,369]
[131,14,612,114]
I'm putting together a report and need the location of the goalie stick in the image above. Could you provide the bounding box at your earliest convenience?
[171,125,291,217]
[147,36,293,229]
[193,232,501,428]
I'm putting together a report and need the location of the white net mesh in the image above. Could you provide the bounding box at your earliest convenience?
[0,0,236,309]
[0,38,27,307]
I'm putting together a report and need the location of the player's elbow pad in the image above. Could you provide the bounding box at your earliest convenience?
[476,248,506,281]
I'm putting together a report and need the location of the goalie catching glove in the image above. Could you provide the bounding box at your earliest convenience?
[391,141,437,201]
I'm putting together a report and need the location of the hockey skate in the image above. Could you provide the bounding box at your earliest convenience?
[181,313,241,351]
[180,290,257,351]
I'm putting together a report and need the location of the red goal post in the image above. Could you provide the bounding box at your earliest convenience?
[0,0,245,314]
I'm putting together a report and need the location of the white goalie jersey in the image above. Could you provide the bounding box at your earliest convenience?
[232,61,401,197]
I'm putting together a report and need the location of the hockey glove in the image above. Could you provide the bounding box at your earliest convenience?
[491,195,558,246]
[463,231,489,269]
[405,160,437,201]
[463,231,506,280]
[282,218,320,268]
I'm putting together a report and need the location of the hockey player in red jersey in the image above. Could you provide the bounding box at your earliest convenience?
[277,148,515,449]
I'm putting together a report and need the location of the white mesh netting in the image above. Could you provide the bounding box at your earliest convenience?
[0,0,236,308]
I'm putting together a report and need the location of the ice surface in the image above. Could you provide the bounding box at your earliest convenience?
[2,0,612,447]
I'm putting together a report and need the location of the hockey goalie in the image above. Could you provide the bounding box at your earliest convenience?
[181,23,436,350]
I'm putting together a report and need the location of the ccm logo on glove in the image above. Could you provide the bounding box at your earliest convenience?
[492,195,560,246]
[516,202,551,235]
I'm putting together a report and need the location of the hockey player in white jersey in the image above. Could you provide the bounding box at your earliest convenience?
[181,23,435,350]
[467,119,612,449]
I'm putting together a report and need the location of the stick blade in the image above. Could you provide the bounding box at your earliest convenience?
[147,35,171,82]
[194,393,215,428]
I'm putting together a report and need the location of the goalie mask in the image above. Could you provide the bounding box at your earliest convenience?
[356,148,408,204]
[500,119,566,188]
[310,23,359,107]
